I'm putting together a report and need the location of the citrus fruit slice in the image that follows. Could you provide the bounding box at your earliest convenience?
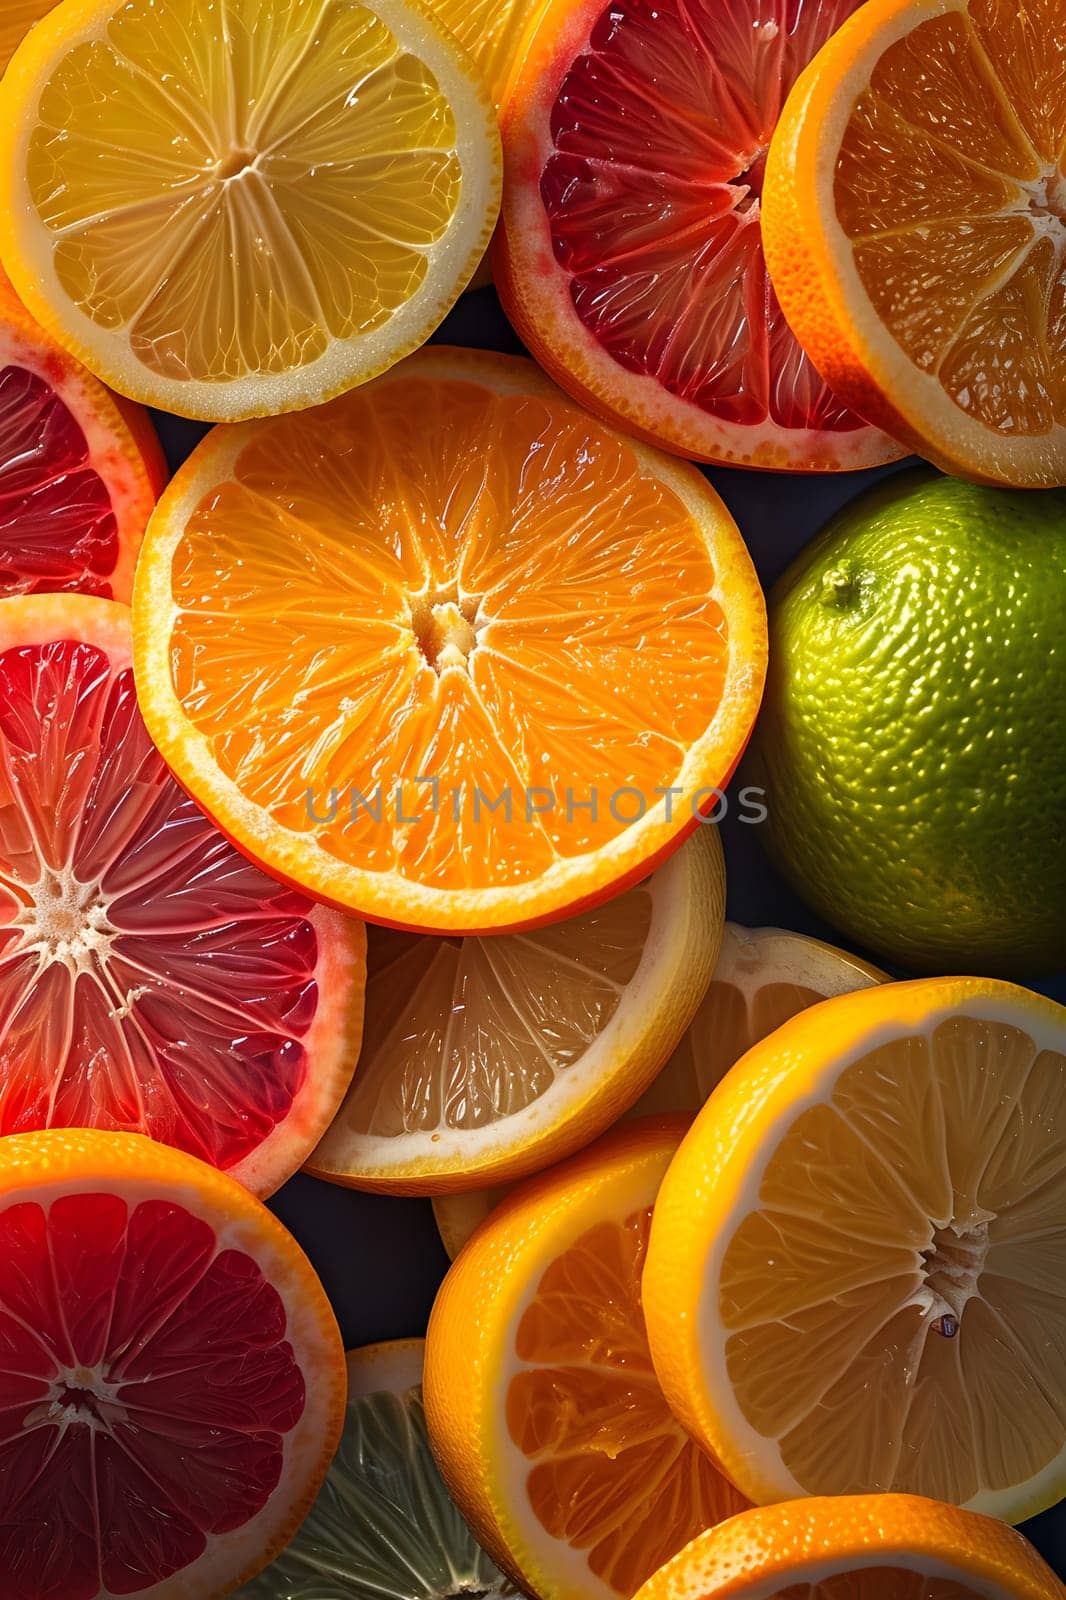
[631,1497,1066,1600]
[644,977,1066,1522]
[495,0,903,471]
[309,827,723,1193]
[240,1339,515,1600]
[0,592,365,1196]
[764,0,1066,486]
[0,0,500,422]
[0,1126,346,1599]
[423,1118,750,1600]
[133,345,766,934]
[423,0,548,112]
[431,921,884,1254]
[0,274,164,599]
[1,0,55,75]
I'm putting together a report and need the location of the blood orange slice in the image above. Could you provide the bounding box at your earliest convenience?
[0,593,365,1196]
[0,1126,346,1599]
[496,0,903,470]
[0,275,164,599]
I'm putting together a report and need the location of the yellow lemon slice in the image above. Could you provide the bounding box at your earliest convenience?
[0,0,500,420]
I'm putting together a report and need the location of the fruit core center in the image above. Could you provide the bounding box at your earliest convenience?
[919,1217,990,1331]
[216,145,258,181]
[1021,168,1066,226]
[410,587,482,674]
[733,147,768,210]
[33,1366,125,1431]
[18,871,113,967]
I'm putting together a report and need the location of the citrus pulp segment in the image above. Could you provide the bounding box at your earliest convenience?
[308,827,723,1193]
[240,1339,514,1600]
[764,0,1066,485]
[631,1497,1066,1600]
[0,0,501,421]
[0,593,365,1196]
[0,279,164,600]
[133,346,767,933]
[422,0,549,111]
[423,1119,750,1600]
[644,977,1066,1522]
[1,2,59,79]
[495,0,902,470]
[0,1127,346,1599]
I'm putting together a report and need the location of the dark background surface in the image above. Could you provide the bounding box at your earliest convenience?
[153,285,1066,1578]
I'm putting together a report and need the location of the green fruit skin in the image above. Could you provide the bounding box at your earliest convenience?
[744,468,1066,977]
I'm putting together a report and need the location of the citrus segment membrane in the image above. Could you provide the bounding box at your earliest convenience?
[498,0,900,467]
[0,1129,346,1600]
[833,0,1066,441]
[511,1202,749,1596]
[0,0,48,72]
[0,596,363,1196]
[0,0,500,418]
[135,349,765,931]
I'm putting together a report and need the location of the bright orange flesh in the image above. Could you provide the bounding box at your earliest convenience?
[135,348,766,931]
[0,0,47,73]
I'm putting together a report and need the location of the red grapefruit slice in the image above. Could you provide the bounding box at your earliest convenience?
[496,0,904,471]
[0,274,164,600]
[0,1126,346,1599]
[0,593,366,1196]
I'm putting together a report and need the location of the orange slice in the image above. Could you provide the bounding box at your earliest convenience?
[632,1497,1066,1600]
[133,346,766,934]
[764,0,1066,486]
[0,0,500,421]
[0,275,164,599]
[644,977,1066,1522]
[0,1127,346,1598]
[308,828,723,1193]
[423,0,549,112]
[432,923,884,1256]
[423,1118,750,1600]
[1,4,56,82]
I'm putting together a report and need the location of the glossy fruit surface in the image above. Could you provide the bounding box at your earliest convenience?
[134,346,766,933]
[309,828,723,1192]
[424,1119,750,1600]
[496,0,902,470]
[0,593,365,1196]
[0,1126,346,1598]
[744,469,1066,974]
[764,0,1066,485]
[0,275,163,599]
[645,977,1066,1522]
[0,0,500,420]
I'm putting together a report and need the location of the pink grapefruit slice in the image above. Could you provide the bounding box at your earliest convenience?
[0,1126,346,1599]
[0,275,164,599]
[496,0,904,470]
[0,593,365,1196]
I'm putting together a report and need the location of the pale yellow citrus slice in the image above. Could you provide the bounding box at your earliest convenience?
[644,977,1066,1523]
[632,1496,1066,1600]
[310,826,723,1193]
[423,1118,751,1600]
[0,0,500,420]
[132,346,766,933]
[423,0,549,112]
[433,923,884,1255]
[1,1,56,75]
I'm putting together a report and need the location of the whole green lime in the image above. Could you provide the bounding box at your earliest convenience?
[744,469,1066,976]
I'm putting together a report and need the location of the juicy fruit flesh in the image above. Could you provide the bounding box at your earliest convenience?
[510,1207,748,1596]
[341,881,650,1137]
[0,1189,306,1598]
[540,0,869,431]
[424,0,540,109]
[0,636,323,1170]
[24,0,462,384]
[0,365,119,596]
[0,0,48,73]
[720,1014,1066,1500]
[763,1573,984,1600]
[169,373,729,890]
[835,0,1066,435]
[239,1382,513,1599]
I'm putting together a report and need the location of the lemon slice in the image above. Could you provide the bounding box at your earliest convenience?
[308,827,725,1192]
[0,0,500,420]
[433,923,884,1255]
[645,976,1066,1522]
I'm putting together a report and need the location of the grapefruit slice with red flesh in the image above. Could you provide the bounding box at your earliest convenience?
[0,272,164,599]
[0,1126,347,1599]
[496,0,904,471]
[0,593,365,1196]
